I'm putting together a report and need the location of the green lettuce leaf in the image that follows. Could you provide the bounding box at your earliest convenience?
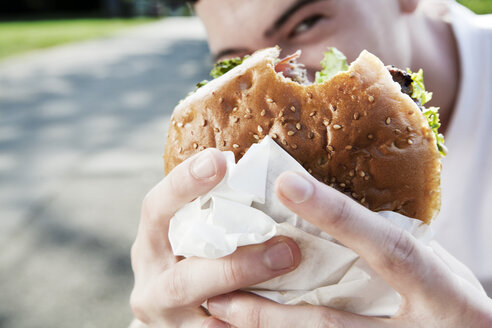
[407,69,447,156]
[315,47,349,84]
[210,55,249,79]
[196,80,209,88]
[192,56,249,93]
[407,68,433,105]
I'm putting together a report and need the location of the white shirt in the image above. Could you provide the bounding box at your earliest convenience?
[433,3,492,281]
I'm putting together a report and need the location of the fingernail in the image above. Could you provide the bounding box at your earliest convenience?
[208,295,228,318]
[263,241,294,271]
[191,151,217,179]
[278,172,314,204]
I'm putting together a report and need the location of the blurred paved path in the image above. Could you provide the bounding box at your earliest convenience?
[0,17,210,328]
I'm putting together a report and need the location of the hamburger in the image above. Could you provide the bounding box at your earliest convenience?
[164,47,445,224]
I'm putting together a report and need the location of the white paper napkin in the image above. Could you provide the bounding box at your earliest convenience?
[168,136,433,316]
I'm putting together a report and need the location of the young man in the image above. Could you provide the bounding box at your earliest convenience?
[194,0,492,289]
[130,0,492,326]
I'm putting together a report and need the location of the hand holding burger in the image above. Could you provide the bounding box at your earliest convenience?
[130,150,492,328]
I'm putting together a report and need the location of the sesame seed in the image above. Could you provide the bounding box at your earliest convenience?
[244,114,252,119]
[385,117,391,125]
[222,140,226,146]
[345,145,353,150]
[351,95,356,101]
[233,117,239,123]
[233,144,240,148]
[253,134,259,140]
[395,129,401,134]
[172,120,176,126]
[349,170,355,177]
[214,127,220,133]
[266,98,274,103]
[352,192,359,198]
[323,120,329,127]
[260,109,266,116]
[193,143,198,149]
[257,125,263,133]
[310,111,316,117]
[353,112,360,120]
[232,106,238,112]
[219,97,224,103]
[282,139,287,145]
[408,139,413,145]
[246,108,252,114]
[280,110,285,117]
[287,131,295,136]
[327,145,334,152]
[177,122,183,128]
[290,106,296,112]
[364,175,370,181]
[296,123,301,130]
[202,119,207,127]
[331,177,336,183]
[368,95,375,103]
[359,171,366,177]
[333,124,342,130]
[367,134,374,140]
[308,169,313,174]
[349,72,355,78]
[291,144,298,149]
[272,133,278,139]
[329,103,335,111]
[340,183,346,188]
[199,146,205,151]
[407,126,413,132]
[178,147,183,153]
[361,197,366,203]
[308,132,314,139]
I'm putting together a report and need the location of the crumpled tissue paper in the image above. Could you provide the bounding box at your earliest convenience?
[169,136,432,316]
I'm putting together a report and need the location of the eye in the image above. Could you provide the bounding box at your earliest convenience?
[288,14,324,39]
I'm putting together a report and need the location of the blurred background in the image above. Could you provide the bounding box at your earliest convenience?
[0,1,491,328]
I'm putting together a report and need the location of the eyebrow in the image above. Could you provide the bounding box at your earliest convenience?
[265,0,326,38]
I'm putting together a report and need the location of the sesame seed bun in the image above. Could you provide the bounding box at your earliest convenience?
[164,47,441,223]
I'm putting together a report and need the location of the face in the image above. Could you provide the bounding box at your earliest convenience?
[196,0,413,80]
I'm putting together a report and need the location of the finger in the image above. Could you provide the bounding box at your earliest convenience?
[152,236,301,310]
[137,148,227,258]
[274,171,449,299]
[207,291,389,328]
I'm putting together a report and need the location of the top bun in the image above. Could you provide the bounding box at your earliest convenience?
[164,47,441,223]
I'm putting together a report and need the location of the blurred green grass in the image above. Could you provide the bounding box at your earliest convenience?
[0,18,155,60]
[458,0,492,14]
